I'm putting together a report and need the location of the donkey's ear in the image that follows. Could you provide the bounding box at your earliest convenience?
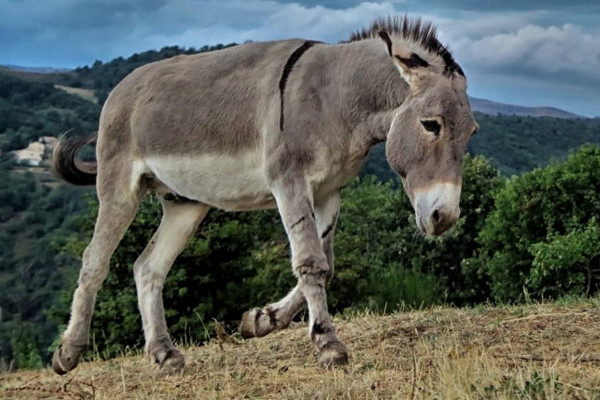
[378,30,430,89]
[392,52,430,89]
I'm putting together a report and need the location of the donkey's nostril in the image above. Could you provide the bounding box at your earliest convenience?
[432,209,440,223]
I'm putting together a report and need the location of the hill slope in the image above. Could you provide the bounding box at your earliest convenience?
[2,300,600,399]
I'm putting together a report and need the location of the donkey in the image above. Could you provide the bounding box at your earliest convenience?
[51,16,477,374]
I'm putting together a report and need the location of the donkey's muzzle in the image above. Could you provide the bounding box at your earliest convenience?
[413,182,462,237]
[428,207,459,236]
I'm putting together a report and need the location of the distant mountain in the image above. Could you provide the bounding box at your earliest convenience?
[469,97,583,119]
[1,64,71,74]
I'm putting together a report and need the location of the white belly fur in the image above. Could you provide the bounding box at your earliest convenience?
[143,148,367,211]
[145,152,275,211]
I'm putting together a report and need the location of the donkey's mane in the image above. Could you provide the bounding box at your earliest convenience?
[348,16,464,76]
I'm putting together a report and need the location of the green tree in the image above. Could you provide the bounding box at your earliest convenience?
[465,145,600,301]
[529,219,600,297]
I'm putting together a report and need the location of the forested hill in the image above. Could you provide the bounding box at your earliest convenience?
[469,113,600,175]
[363,113,600,180]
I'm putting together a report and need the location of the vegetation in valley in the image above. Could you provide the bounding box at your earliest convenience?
[0,72,100,153]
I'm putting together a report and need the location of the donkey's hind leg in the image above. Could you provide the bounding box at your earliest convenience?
[133,198,209,373]
[52,177,145,375]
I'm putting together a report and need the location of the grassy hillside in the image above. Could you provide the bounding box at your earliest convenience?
[469,113,600,175]
[2,299,600,399]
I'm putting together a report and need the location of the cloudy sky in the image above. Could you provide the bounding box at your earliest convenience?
[1,0,599,116]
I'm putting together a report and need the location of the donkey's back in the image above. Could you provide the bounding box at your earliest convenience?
[104,39,305,158]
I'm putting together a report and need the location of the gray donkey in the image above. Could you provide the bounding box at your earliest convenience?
[51,16,477,374]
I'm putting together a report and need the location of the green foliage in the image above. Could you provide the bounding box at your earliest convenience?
[529,218,600,296]
[466,145,600,301]
[9,321,44,370]
[0,154,91,368]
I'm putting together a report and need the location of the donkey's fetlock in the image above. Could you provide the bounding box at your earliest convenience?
[240,307,277,338]
[318,340,349,369]
[147,340,185,374]
[52,341,87,375]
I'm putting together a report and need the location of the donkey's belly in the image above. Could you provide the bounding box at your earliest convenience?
[145,154,276,211]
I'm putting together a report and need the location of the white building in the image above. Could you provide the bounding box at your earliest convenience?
[12,136,58,166]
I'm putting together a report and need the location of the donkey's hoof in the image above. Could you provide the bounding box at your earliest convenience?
[52,342,87,375]
[153,348,185,375]
[318,341,349,369]
[240,308,275,339]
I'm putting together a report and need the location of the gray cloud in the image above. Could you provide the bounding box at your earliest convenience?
[0,0,598,115]
[454,24,600,84]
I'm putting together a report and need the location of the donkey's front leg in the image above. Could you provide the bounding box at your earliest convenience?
[240,191,339,339]
[240,284,306,338]
[272,179,348,367]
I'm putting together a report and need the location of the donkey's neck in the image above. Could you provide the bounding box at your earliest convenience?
[311,39,409,150]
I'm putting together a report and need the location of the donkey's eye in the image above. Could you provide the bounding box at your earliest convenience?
[421,119,441,138]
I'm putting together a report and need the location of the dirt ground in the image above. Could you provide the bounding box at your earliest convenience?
[2,299,600,399]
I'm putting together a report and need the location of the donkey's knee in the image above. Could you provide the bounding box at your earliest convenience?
[296,260,348,368]
[77,246,110,291]
[294,255,330,286]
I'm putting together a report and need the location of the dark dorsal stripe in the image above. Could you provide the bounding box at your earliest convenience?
[279,40,318,131]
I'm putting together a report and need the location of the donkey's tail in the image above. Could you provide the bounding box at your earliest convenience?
[53,131,98,186]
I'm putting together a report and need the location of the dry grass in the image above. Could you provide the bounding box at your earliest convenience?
[2,299,600,399]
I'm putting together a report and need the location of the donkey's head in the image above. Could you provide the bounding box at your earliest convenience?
[379,29,477,236]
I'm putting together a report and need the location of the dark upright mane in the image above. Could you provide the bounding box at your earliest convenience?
[348,16,464,76]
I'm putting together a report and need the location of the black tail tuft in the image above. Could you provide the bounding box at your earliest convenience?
[52,132,98,186]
